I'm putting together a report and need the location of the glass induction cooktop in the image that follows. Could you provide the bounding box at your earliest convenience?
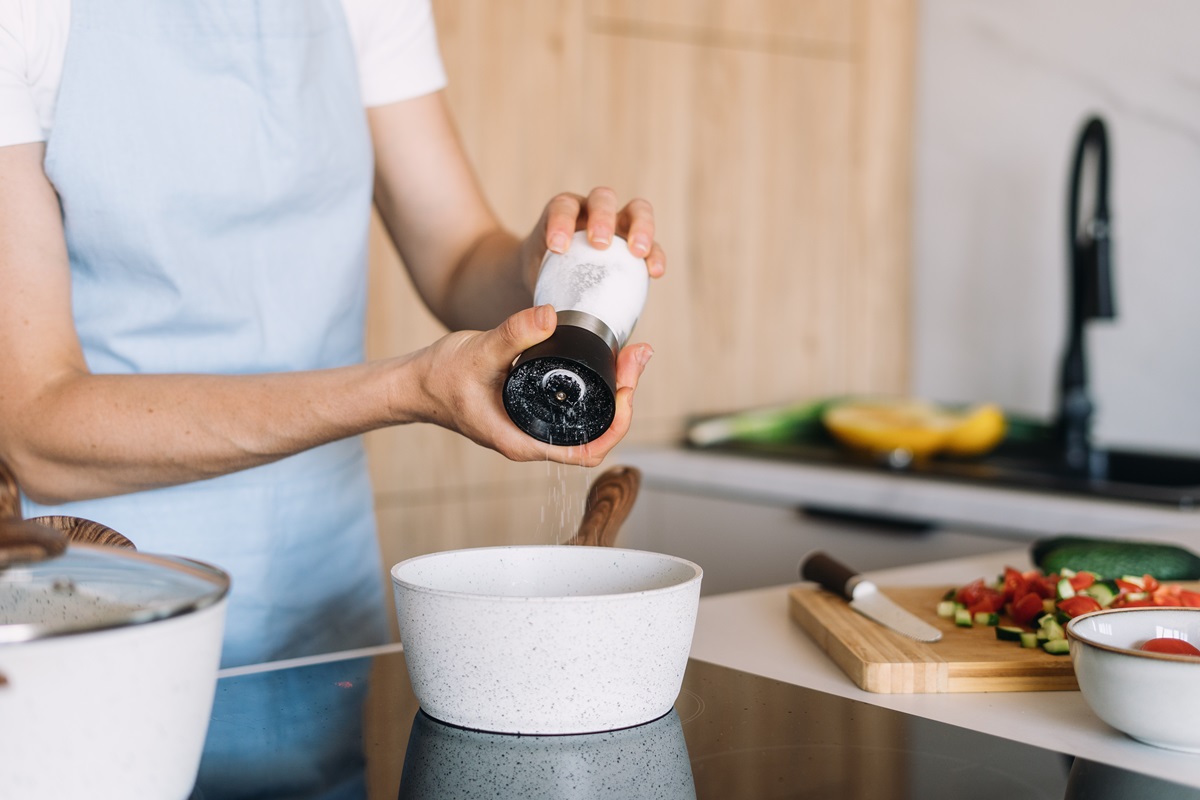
[190,647,1199,799]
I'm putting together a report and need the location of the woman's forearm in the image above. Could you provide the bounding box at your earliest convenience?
[6,357,421,504]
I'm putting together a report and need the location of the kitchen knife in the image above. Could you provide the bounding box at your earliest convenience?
[799,551,943,642]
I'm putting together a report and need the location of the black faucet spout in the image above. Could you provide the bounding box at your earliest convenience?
[1057,116,1116,474]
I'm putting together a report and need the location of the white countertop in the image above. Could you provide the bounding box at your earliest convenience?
[690,548,1200,790]
[620,445,1200,539]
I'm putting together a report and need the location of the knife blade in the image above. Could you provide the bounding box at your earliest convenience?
[799,551,942,642]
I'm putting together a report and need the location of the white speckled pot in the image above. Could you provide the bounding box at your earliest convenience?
[0,545,229,799]
[392,546,702,735]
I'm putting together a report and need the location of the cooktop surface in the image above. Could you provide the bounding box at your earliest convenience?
[191,647,1197,799]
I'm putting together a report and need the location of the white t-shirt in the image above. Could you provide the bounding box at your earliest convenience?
[0,0,448,147]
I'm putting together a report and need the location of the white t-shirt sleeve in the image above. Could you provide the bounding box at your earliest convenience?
[0,1,45,146]
[348,0,448,108]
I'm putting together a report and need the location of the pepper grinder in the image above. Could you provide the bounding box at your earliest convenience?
[503,231,649,445]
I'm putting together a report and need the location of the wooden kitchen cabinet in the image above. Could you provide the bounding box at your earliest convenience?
[365,0,917,571]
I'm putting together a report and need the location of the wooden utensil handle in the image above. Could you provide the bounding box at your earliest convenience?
[27,516,136,550]
[567,465,642,548]
[800,551,859,599]
[0,458,19,520]
[0,459,137,551]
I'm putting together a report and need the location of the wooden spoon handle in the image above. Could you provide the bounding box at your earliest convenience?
[567,465,642,548]
[27,516,137,550]
[0,458,19,520]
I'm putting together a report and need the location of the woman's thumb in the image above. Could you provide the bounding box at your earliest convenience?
[491,304,557,361]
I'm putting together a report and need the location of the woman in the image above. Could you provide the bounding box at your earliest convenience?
[0,0,663,668]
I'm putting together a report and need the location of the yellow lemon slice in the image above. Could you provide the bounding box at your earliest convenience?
[822,398,1007,458]
[941,403,1006,456]
[822,398,960,457]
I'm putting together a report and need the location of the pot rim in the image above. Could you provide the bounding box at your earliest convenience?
[391,545,703,603]
[0,544,230,645]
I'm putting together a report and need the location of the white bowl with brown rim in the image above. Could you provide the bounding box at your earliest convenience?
[1066,607,1200,752]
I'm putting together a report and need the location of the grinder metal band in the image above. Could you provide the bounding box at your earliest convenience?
[555,310,620,359]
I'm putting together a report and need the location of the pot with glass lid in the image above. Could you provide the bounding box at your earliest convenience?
[0,460,230,800]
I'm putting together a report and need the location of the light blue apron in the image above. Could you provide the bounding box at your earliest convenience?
[28,0,389,671]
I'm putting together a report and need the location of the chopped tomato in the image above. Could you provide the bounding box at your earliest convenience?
[1115,578,1144,594]
[1001,567,1028,602]
[1057,595,1103,618]
[1028,573,1058,599]
[1068,572,1096,591]
[979,587,1004,613]
[941,569,1200,647]
[1010,592,1046,625]
[1113,597,1156,608]
[955,579,987,607]
[968,597,1002,616]
[956,579,1002,611]
[1140,637,1200,657]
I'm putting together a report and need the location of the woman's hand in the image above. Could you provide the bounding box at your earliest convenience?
[407,305,653,466]
[518,187,667,292]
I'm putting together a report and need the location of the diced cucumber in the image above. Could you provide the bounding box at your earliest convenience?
[1126,591,1148,602]
[1039,617,1065,642]
[974,611,1000,626]
[1060,567,1077,578]
[937,600,957,619]
[954,608,973,627]
[1082,580,1117,607]
[1120,575,1147,590]
[1056,577,1076,600]
[1019,632,1039,649]
[1042,639,1071,655]
[1043,598,1057,614]
[995,626,1025,642]
[942,588,957,601]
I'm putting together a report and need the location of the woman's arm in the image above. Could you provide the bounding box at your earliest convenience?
[0,143,579,504]
[1,90,663,503]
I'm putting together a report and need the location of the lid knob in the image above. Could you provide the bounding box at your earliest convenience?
[0,517,69,568]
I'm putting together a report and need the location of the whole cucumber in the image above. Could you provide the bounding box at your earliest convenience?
[1033,535,1200,581]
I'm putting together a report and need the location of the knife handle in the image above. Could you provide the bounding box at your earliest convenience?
[799,551,859,599]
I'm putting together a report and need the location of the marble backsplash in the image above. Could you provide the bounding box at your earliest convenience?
[911,0,1200,454]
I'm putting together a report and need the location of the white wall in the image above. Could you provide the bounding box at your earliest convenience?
[911,1,1200,454]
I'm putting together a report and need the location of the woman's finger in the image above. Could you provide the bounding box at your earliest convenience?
[583,186,619,248]
[616,197,655,259]
[543,193,585,254]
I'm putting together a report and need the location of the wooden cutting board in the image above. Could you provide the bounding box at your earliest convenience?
[789,585,1080,694]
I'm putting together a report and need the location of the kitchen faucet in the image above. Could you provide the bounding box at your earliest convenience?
[1056,116,1116,475]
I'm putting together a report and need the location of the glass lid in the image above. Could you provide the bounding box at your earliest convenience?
[0,541,230,644]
